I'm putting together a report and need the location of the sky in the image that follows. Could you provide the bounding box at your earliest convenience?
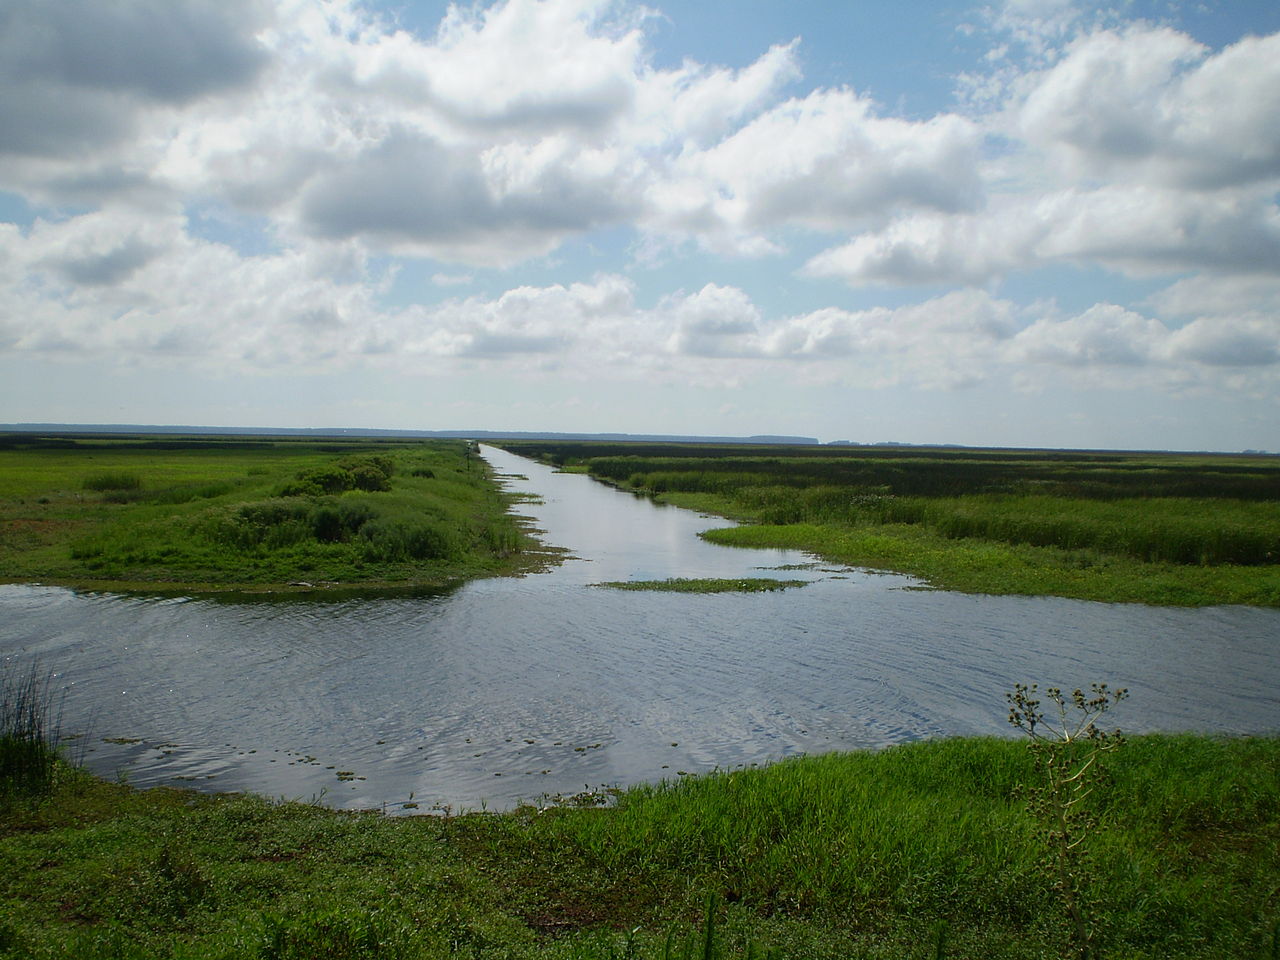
[1,0,1279,450]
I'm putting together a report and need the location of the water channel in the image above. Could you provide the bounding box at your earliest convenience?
[2,445,1277,812]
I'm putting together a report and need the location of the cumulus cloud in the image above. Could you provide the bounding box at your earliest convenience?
[1016,26,1280,189]
[0,0,271,163]
[806,184,1280,287]
[1147,275,1280,319]
[393,274,637,358]
[802,210,1024,287]
[648,88,984,253]
[928,18,1280,297]
[1167,317,1280,367]
[640,40,802,149]
[662,284,764,357]
[0,0,996,267]
[419,0,646,132]
[1,209,382,366]
[1009,304,1167,366]
[3,200,1277,405]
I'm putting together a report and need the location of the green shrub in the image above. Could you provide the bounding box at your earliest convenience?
[341,455,394,492]
[281,456,395,497]
[82,472,142,492]
[285,465,354,497]
[360,518,459,562]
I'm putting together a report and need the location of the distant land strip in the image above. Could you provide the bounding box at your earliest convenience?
[2,424,1275,456]
[0,423,821,446]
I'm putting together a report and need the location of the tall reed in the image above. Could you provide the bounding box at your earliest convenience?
[0,661,64,803]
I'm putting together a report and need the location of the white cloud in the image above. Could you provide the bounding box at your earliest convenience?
[1147,275,1280,319]
[1015,26,1280,189]
[1167,317,1280,367]
[0,0,271,157]
[648,88,984,253]
[293,129,639,265]
[418,0,646,133]
[805,184,1280,287]
[1,0,998,268]
[3,197,1277,406]
[662,284,763,357]
[640,41,802,149]
[0,209,382,367]
[992,0,1082,60]
[802,209,1025,287]
[396,274,638,358]
[1009,303,1168,366]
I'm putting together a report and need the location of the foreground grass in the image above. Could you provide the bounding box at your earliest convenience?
[592,578,807,593]
[0,435,547,592]
[1,735,1276,958]
[499,441,1280,606]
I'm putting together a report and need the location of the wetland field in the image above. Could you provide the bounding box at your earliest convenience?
[1,434,1278,958]
[498,440,1280,607]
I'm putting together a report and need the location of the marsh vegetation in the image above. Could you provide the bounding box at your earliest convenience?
[0,435,543,592]
[498,441,1280,606]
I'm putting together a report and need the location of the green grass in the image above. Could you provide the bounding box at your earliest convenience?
[592,578,808,593]
[1,734,1276,958]
[496,441,1280,606]
[0,435,549,593]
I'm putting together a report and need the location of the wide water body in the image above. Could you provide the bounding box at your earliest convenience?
[2,446,1277,811]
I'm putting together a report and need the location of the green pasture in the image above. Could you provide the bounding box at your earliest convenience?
[498,441,1280,606]
[0,435,545,592]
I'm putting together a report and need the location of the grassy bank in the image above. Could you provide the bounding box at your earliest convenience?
[0,435,548,592]
[1,734,1276,958]
[497,441,1280,606]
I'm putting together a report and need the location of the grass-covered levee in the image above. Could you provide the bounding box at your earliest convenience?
[0,435,549,592]
[2,673,1277,960]
[499,440,1280,607]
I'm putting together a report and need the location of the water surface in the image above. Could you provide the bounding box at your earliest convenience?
[2,446,1276,812]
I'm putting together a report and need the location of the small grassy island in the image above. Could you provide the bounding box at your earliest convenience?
[0,434,549,593]
[593,577,807,593]
[498,440,1280,607]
